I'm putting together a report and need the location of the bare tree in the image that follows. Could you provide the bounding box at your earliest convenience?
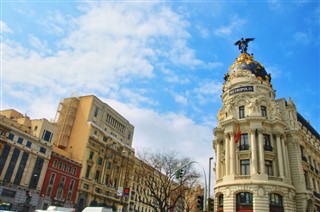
[134,150,200,212]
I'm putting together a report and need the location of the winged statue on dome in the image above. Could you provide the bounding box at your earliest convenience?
[234,38,255,53]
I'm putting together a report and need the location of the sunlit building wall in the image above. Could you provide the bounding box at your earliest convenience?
[53,95,135,211]
[213,52,320,212]
[0,109,55,212]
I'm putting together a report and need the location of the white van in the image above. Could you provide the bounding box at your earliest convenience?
[81,207,112,212]
[35,206,76,212]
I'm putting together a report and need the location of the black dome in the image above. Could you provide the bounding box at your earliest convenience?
[228,53,271,84]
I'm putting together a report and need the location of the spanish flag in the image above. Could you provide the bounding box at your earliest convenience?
[234,124,241,143]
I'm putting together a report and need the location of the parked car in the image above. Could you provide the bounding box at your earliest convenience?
[82,207,112,212]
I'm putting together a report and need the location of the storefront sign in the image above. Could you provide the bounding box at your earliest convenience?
[229,86,254,95]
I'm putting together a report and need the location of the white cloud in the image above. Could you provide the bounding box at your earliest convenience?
[173,93,188,105]
[2,2,207,110]
[196,24,209,38]
[214,17,246,36]
[193,80,223,105]
[104,98,215,179]
[1,21,12,33]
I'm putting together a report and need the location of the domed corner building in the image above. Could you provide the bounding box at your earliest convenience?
[213,41,320,212]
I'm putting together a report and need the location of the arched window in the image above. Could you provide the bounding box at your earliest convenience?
[217,194,224,211]
[269,193,283,212]
[236,192,253,211]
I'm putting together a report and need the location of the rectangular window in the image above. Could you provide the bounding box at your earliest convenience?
[46,186,52,197]
[49,173,56,185]
[66,191,72,201]
[7,133,14,140]
[0,145,10,176]
[17,137,23,144]
[14,152,29,185]
[263,134,272,151]
[89,151,94,160]
[265,160,273,176]
[53,160,58,168]
[239,134,249,150]
[239,106,245,119]
[26,141,32,147]
[4,148,20,183]
[42,130,53,142]
[85,165,91,179]
[261,106,267,117]
[105,174,109,186]
[95,170,100,181]
[29,157,44,189]
[73,167,77,175]
[60,176,66,187]
[94,107,99,117]
[56,188,63,200]
[1,189,16,198]
[240,159,250,175]
[63,164,68,172]
[69,179,75,190]
[39,147,46,154]
[97,157,103,165]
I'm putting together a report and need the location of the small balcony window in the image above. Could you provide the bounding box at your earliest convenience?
[264,145,273,151]
[261,106,267,117]
[239,106,245,119]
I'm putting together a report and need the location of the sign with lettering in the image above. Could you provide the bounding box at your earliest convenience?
[229,86,254,95]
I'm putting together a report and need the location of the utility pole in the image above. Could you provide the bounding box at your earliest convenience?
[208,157,213,212]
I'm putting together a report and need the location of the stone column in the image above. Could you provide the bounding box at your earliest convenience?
[230,133,235,175]
[38,159,49,189]
[225,135,230,176]
[24,154,37,186]
[250,129,258,174]
[216,141,221,179]
[258,131,265,174]
[276,134,284,177]
[282,139,291,178]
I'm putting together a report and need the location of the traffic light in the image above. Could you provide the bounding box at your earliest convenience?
[197,195,204,210]
[208,198,214,211]
[175,169,184,179]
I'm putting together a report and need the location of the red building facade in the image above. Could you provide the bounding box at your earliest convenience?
[39,152,81,210]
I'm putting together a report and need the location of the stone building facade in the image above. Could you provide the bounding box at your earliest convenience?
[53,95,135,211]
[0,109,55,211]
[213,52,320,211]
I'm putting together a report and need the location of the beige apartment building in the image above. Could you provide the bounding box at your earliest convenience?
[213,52,320,211]
[53,95,135,211]
[0,109,56,211]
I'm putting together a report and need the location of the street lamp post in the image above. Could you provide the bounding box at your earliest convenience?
[208,157,213,212]
[177,161,207,211]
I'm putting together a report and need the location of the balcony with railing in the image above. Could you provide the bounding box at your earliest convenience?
[302,155,308,163]
[311,166,315,172]
[239,144,250,151]
[264,145,273,151]
[313,191,320,199]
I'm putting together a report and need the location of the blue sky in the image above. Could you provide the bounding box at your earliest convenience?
[1,1,320,189]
